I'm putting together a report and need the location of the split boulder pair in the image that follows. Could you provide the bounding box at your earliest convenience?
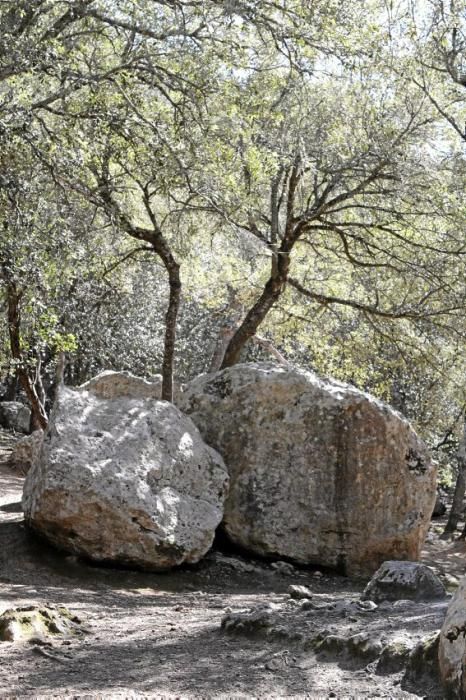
[22,363,437,577]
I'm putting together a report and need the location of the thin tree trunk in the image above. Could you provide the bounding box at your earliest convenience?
[161,265,181,402]
[97,185,181,402]
[220,258,290,368]
[220,156,301,369]
[443,417,466,537]
[209,324,239,373]
[6,280,48,430]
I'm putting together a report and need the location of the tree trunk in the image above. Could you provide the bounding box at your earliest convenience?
[443,417,466,537]
[220,251,290,369]
[6,280,48,430]
[98,188,181,403]
[209,323,239,373]
[161,266,181,402]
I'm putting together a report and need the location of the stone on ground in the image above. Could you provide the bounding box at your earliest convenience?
[362,561,446,602]
[0,401,30,434]
[0,605,84,643]
[439,576,466,698]
[288,584,313,600]
[9,430,44,475]
[22,386,229,570]
[180,363,437,577]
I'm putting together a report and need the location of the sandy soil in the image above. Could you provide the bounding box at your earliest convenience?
[0,430,460,699]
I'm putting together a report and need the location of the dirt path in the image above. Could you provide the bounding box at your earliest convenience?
[0,432,459,699]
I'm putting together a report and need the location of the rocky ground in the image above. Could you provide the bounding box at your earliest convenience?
[0,428,461,698]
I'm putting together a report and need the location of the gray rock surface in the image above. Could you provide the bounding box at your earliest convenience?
[0,401,30,434]
[80,370,182,401]
[439,576,466,698]
[22,387,229,570]
[362,561,446,603]
[9,430,44,475]
[221,591,447,691]
[180,363,437,577]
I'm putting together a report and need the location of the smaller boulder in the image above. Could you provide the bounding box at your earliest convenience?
[362,561,446,603]
[23,388,229,570]
[0,401,30,433]
[0,605,84,643]
[9,430,43,475]
[79,370,182,401]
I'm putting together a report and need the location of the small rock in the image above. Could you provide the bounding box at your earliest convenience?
[271,561,295,575]
[348,632,383,661]
[313,571,323,578]
[376,639,412,674]
[392,599,417,609]
[362,561,446,603]
[315,631,382,662]
[0,605,85,643]
[303,600,328,611]
[211,553,257,573]
[327,600,356,615]
[288,585,312,600]
[442,573,460,591]
[221,604,278,637]
[357,600,378,612]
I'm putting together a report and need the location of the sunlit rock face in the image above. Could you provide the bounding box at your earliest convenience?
[180,363,437,577]
[22,387,228,570]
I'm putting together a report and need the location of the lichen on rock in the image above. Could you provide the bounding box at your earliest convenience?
[0,605,84,643]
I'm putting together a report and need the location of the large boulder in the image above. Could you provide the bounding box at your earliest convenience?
[439,577,466,698]
[180,363,437,577]
[362,561,446,603]
[80,370,182,402]
[22,387,229,570]
[0,401,30,433]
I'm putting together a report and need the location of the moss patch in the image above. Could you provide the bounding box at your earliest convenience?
[0,605,85,643]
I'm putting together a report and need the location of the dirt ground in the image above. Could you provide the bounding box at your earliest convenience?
[0,430,462,699]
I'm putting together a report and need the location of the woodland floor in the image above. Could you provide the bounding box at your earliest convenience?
[0,429,463,699]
